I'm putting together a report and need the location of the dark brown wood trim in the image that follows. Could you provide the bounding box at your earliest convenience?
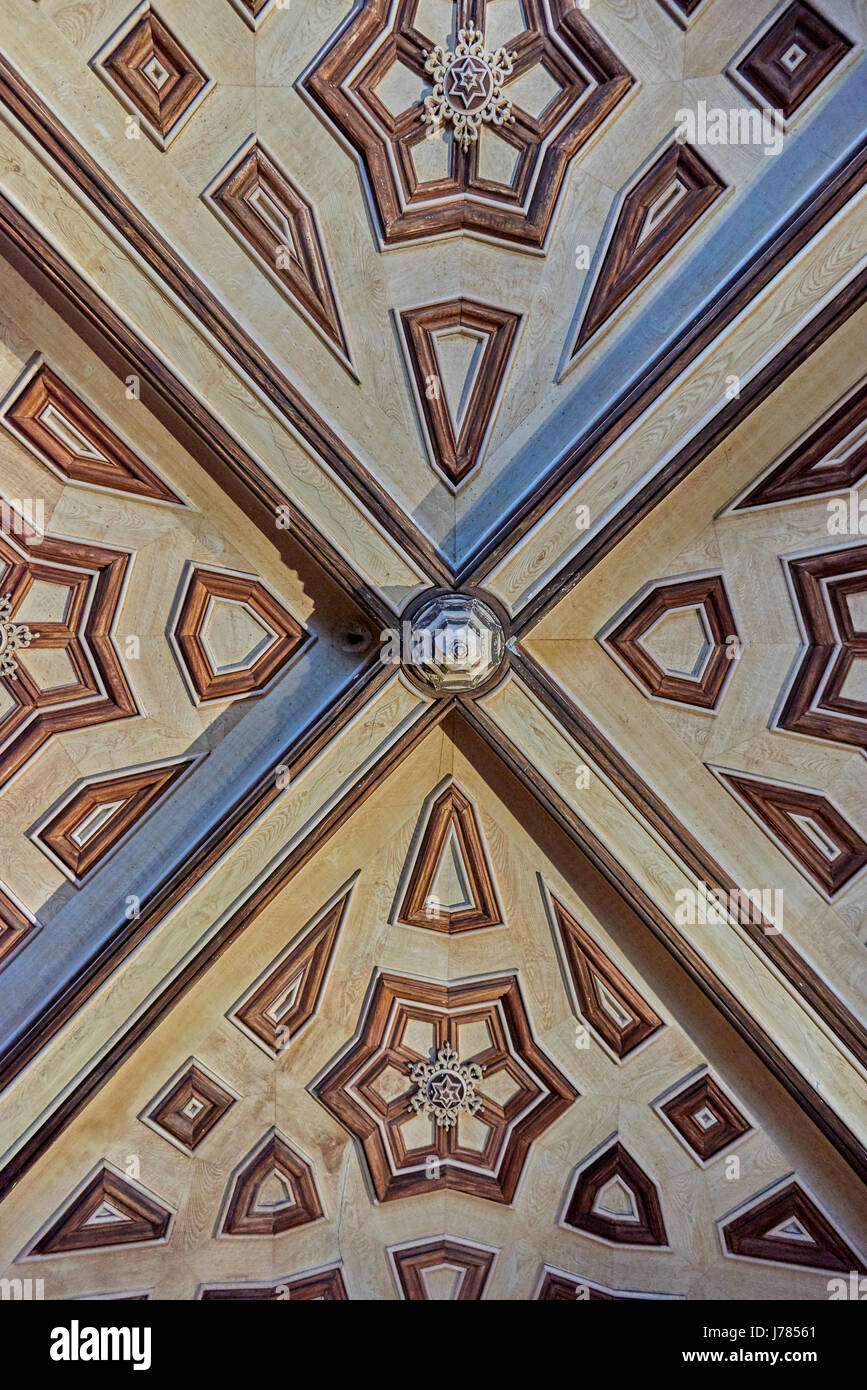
[509,648,867,1073]
[461,688,867,1185]
[461,137,867,592]
[0,681,449,1203]
[0,56,449,589]
[0,193,394,631]
[510,263,867,634]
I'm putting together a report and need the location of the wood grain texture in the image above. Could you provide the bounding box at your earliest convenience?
[736,1,853,120]
[564,1139,668,1246]
[660,1072,751,1163]
[220,1130,323,1236]
[396,782,502,932]
[4,362,180,502]
[721,1179,866,1273]
[29,1166,172,1256]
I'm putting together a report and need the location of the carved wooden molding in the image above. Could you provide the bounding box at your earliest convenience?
[733,380,867,509]
[93,2,213,149]
[172,563,308,704]
[314,969,577,1203]
[227,0,274,32]
[200,1264,348,1299]
[395,782,502,933]
[228,885,352,1056]
[0,514,137,791]
[0,884,39,973]
[389,1238,497,1300]
[27,1164,172,1256]
[536,1266,678,1299]
[720,1178,865,1273]
[142,1058,237,1155]
[779,544,867,751]
[712,768,867,898]
[220,1130,324,1237]
[32,757,197,882]
[563,1139,668,1246]
[3,363,181,503]
[548,891,663,1059]
[398,298,520,486]
[657,1071,751,1164]
[735,1,853,121]
[602,574,738,709]
[301,0,633,249]
[572,142,724,354]
[205,138,353,372]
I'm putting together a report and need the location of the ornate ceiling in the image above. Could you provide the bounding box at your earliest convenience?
[0,0,864,1303]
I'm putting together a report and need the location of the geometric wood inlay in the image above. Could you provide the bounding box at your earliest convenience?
[778,544,867,752]
[207,139,352,370]
[220,1130,324,1237]
[536,1266,675,1300]
[563,1139,668,1246]
[302,1,633,249]
[314,970,578,1204]
[228,886,352,1056]
[3,363,181,503]
[572,142,724,352]
[720,1179,865,1273]
[734,381,867,510]
[0,514,137,791]
[142,1059,236,1155]
[549,893,663,1059]
[33,757,196,881]
[172,564,308,704]
[398,299,520,486]
[28,1165,172,1255]
[390,1238,496,1300]
[395,784,502,933]
[735,1,853,120]
[93,4,213,149]
[200,1266,349,1299]
[713,769,867,897]
[603,574,738,710]
[659,1072,751,1163]
[228,0,274,34]
[0,884,39,972]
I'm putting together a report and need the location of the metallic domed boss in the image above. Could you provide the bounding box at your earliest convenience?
[401,591,506,695]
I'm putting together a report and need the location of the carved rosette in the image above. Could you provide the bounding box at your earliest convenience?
[422,26,516,153]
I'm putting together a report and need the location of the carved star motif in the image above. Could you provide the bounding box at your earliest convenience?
[408,1042,484,1129]
[0,594,36,681]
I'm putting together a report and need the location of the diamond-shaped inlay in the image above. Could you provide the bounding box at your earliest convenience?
[735,1,852,120]
[314,971,577,1204]
[658,1072,751,1163]
[603,574,738,710]
[143,1059,236,1154]
[94,3,214,149]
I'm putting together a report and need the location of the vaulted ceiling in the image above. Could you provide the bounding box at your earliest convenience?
[0,0,864,1301]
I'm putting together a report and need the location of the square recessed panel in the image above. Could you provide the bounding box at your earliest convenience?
[93,3,213,149]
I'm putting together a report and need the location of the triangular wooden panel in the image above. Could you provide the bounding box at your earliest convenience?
[228,888,351,1054]
[721,1180,865,1273]
[4,364,181,502]
[550,895,663,1058]
[30,1166,172,1255]
[714,770,867,897]
[221,1131,323,1236]
[209,140,351,368]
[391,1239,496,1300]
[396,785,502,933]
[573,142,724,352]
[399,298,520,486]
[564,1141,667,1246]
[35,758,196,880]
[735,382,867,509]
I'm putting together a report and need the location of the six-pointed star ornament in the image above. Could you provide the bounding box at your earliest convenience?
[408,1042,485,1129]
[422,25,516,152]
